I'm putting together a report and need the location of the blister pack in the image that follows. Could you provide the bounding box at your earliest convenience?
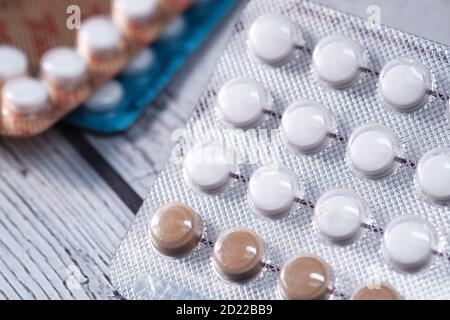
[65,0,239,134]
[110,0,450,300]
[0,0,191,137]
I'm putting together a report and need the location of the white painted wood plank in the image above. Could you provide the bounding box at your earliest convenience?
[0,132,134,299]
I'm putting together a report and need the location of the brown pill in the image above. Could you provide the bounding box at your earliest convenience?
[149,202,203,257]
[279,254,331,300]
[213,228,263,282]
[351,282,399,300]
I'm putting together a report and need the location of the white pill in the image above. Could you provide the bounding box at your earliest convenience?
[416,148,450,203]
[248,14,302,66]
[248,164,302,218]
[183,141,234,193]
[40,47,87,89]
[84,80,124,112]
[383,216,436,271]
[347,124,401,179]
[281,100,335,154]
[78,16,121,57]
[1,77,49,115]
[113,0,157,24]
[160,17,185,40]
[217,77,270,129]
[315,190,368,243]
[313,35,365,89]
[122,48,155,76]
[379,57,431,112]
[0,45,28,82]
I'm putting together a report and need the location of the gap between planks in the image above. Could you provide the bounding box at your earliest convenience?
[0,132,135,299]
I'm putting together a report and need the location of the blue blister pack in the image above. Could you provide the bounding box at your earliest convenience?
[64,0,239,133]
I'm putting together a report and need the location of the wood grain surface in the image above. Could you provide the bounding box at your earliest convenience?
[0,132,134,299]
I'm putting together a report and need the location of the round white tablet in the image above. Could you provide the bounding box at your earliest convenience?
[40,47,87,89]
[383,216,436,271]
[183,141,234,193]
[248,14,302,66]
[347,124,401,179]
[113,0,157,24]
[122,48,155,76]
[217,77,270,128]
[281,100,335,154]
[416,148,450,203]
[1,77,49,115]
[0,45,28,82]
[248,164,302,218]
[314,190,368,242]
[312,35,365,89]
[160,16,185,40]
[78,16,121,57]
[84,80,124,112]
[379,57,431,112]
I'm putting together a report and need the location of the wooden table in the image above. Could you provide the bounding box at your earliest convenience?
[1,0,449,300]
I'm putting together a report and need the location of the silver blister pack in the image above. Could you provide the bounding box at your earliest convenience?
[110,0,450,300]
